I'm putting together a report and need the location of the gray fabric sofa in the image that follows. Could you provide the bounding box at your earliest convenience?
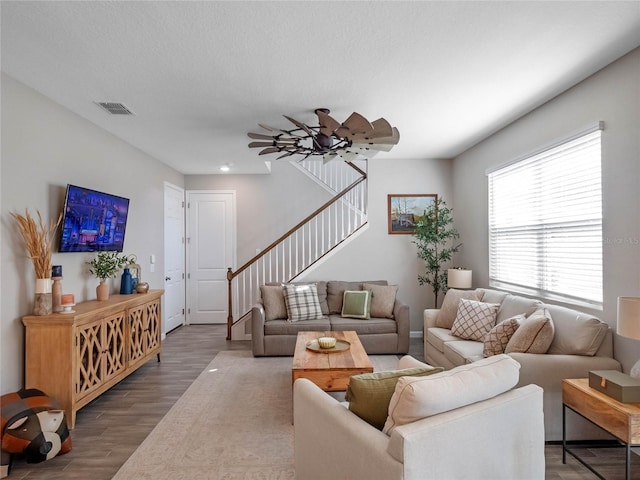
[252,280,410,356]
[424,288,622,441]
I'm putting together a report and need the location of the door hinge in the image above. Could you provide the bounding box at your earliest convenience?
[182,308,185,315]
[188,308,191,314]
[182,201,185,208]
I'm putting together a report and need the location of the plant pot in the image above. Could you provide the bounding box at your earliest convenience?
[96,280,110,301]
[34,278,53,315]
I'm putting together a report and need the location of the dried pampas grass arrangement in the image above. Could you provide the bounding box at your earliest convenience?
[11,209,62,278]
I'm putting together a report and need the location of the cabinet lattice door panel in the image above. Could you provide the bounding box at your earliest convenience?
[103,312,126,381]
[129,305,146,366]
[129,299,162,368]
[75,312,126,400]
[76,322,104,399]
[145,299,161,353]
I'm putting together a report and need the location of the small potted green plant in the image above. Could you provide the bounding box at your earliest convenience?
[87,251,129,301]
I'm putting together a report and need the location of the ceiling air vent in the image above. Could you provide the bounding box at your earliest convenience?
[96,102,134,115]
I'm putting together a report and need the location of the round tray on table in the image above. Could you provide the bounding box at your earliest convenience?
[306,339,351,354]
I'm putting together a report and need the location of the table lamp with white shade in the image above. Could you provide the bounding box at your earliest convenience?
[447,269,472,289]
[617,296,640,378]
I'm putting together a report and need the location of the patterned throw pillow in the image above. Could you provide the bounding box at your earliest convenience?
[283,283,324,322]
[450,299,500,341]
[341,290,371,319]
[505,308,555,354]
[483,315,523,357]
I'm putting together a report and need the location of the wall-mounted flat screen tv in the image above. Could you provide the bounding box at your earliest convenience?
[59,184,130,252]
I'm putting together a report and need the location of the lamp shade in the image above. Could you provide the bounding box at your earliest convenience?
[447,269,472,289]
[617,296,640,340]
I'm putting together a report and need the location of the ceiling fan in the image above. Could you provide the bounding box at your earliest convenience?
[247,108,400,162]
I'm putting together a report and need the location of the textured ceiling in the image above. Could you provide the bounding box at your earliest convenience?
[2,1,639,174]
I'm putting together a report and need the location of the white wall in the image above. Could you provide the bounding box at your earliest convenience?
[302,158,454,334]
[1,75,184,394]
[185,162,330,266]
[186,159,454,335]
[452,47,640,373]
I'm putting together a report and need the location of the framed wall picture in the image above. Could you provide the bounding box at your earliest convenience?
[387,194,438,234]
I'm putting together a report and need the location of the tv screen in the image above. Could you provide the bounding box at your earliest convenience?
[59,184,130,252]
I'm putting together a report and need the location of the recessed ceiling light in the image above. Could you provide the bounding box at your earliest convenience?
[220,164,230,172]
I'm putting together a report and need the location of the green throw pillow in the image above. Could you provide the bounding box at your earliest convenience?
[341,290,371,319]
[345,366,444,430]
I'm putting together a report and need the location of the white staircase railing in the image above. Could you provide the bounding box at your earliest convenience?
[226,162,367,339]
[294,157,368,195]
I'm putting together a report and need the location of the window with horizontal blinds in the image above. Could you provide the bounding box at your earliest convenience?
[487,127,603,309]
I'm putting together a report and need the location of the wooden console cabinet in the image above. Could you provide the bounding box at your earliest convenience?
[22,289,164,428]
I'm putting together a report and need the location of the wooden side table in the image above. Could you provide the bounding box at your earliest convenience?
[562,378,640,480]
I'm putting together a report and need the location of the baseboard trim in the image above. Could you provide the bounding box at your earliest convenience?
[410,330,423,338]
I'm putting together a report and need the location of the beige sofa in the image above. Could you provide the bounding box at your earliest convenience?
[252,280,410,356]
[424,288,622,440]
[294,354,545,480]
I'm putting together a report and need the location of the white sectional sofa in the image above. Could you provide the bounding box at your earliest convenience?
[424,288,622,441]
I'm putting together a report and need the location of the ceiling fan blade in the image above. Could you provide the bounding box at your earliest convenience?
[284,115,324,150]
[276,150,297,160]
[283,115,313,135]
[367,128,400,145]
[352,142,395,152]
[316,110,341,137]
[371,118,394,138]
[258,147,281,155]
[258,123,285,132]
[248,132,277,140]
[336,150,360,163]
[342,112,374,136]
[248,141,278,148]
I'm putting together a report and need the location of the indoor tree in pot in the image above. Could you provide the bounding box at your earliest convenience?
[412,198,462,308]
[87,251,129,301]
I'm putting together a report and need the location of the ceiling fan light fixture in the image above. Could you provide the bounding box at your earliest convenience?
[314,132,333,152]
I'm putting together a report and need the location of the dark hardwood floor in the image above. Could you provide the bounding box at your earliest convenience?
[6,325,638,479]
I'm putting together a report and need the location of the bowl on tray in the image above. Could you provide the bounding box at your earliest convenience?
[317,336,337,349]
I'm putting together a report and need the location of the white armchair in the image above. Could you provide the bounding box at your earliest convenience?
[294,355,545,480]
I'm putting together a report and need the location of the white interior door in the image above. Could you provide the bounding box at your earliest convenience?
[164,183,186,333]
[187,191,236,324]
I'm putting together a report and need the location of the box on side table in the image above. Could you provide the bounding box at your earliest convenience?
[588,370,640,403]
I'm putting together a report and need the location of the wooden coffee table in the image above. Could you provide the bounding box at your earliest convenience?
[292,330,373,391]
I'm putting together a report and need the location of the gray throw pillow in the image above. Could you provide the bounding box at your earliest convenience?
[260,285,287,321]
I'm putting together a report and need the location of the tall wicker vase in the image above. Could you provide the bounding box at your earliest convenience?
[96,280,110,301]
[34,278,53,315]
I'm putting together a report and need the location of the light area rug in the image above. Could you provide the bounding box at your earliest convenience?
[113,350,400,480]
